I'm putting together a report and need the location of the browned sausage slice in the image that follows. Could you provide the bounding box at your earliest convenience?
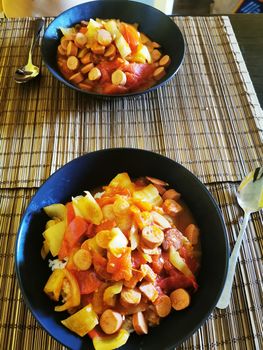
[99,309,123,334]
[120,287,141,306]
[67,56,80,71]
[159,55,171,68]
[141,225,164,249]
[139,282,158,302]
[162,189,181,201]
[132,311,148,335]
[154,295,172,317]
[153,66,166,81]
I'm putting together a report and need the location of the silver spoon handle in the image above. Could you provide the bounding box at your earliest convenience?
[216,211,250,309]
[27,18,45,66]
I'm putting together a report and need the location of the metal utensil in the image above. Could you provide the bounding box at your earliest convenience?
[217,167,263,309]
[14,18,44,83]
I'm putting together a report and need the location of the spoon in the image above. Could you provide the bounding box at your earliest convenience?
[14,18,44,83]
[217,167,263,309]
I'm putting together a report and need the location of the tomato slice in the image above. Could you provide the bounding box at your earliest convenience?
[73,270,102,294]
[58,216,89,259]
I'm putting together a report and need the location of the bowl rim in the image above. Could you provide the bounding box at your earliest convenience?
[15,147,229,349]
[41,0,185,98]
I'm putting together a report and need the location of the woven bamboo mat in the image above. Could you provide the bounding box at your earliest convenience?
[0,14,262,350]
[0,184,262,350]
[0,16,262,188]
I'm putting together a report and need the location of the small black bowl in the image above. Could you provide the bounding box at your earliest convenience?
[15,148,228,350]
[41,0,185,97]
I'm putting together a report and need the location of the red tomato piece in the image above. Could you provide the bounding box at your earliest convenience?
[107,248,132,281]
[150,254,164,275]
[158,269,198,293]
[123,63,155,90]
[93,251,112,280]
[101,83,128,95]
[58,216,89,259]
[66,202,75,224]
[131,250,148,269]
[73,270,102,294]
[95,219,117,234]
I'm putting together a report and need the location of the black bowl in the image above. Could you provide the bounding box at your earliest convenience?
[41,0,185,97]
[15,148,228,350]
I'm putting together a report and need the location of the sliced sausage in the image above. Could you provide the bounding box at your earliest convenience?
[151,49,162,62]
[80,53,92,65]
[66,56,80,71]
[170,288,191,310]
[99,309,123,334]
[132,311,148,335]
[139,282,158,302]
[69,72,84,84]
[97,29,112,46]
[162,199,183,216]
[66,41,78,56]
[162,227,184,251]
[80,63,94,74]
[159,55,171,68]
[73,248,92,270]
[112,70,127,86]
[104,44,116,58]
[91,42,105,55]
[162,189,181,201]
[88,67,101,81]
[154,295,172,317]
[140,264,157,282]
[151,211,171,229]
[58,45,66,56]
[184,224,200,245]
[146,176,168,186]
[120,287,141,306]
[153,66,166,81]
[74,32,88,48]
[141,225,164,249]
[77,47,89,59]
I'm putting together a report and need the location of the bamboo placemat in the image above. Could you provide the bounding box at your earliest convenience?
[0,16,262,189]
[0,184,262,350]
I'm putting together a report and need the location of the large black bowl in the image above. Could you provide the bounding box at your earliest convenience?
[41,0,185,97]
[15,148,228,350]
